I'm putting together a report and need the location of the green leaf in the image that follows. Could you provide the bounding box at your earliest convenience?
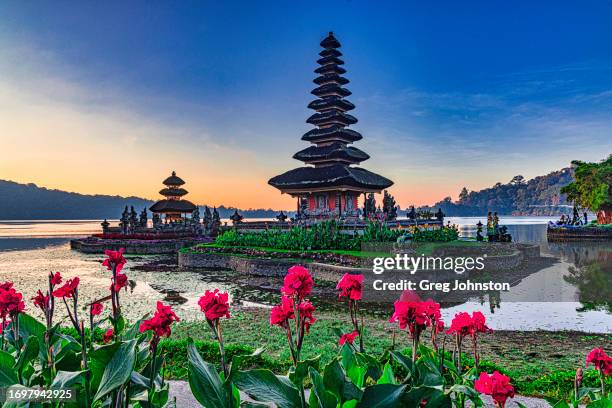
[89,341,122,391]
[50,370,86,389]
[389,351,414,382]
[187,340,233,408]
[308,367,337,408]
[323,359,362,403]
[355,353,382,383]
[377,363,396,385]
[0,350,18,386]
[17,314,45,342]
[1,385,31,407]
[93,339,137,402]
[233,369,301,408]
[357,384,408,407]
[288,355,320,387]
[14,336,39,375]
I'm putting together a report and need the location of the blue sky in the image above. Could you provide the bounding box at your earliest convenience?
[1,1,611,208]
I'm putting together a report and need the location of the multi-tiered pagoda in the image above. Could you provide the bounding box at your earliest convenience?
[269,32,393,219]
[150,171,197,222]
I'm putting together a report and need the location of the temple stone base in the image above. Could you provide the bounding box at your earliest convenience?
[70,237,213,254]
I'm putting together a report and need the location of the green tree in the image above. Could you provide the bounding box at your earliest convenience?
[561,155,612,223]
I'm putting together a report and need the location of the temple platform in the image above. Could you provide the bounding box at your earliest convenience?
[547,225,612,241]
[70,235,213,254]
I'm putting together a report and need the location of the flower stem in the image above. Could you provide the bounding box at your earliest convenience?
[216,321,228,379]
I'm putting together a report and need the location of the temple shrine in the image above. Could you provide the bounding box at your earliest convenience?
[150,171,197,223]
[269,32,393,220]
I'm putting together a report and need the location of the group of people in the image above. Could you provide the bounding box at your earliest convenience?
[555,206,588,226]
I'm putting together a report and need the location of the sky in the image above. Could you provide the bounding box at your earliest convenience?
[1,1,611,209]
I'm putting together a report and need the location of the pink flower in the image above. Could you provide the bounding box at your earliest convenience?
[32,290,49,311]
[198,289,231,321]
[336,274,364,300]
[339,331,359,345]
[0,282,13,291]
[50,272,62,287]
[52,277,80,298]
[474,371,515,407]
[102,248,126,273]
[0,286,25,318]
[110,273,128,292]
[446,312,473,337]
[281,265,314,300]
[91,302,104,316]
[471,311,492,334]
[389,300,431,337]
[298,300,316,334]
[586,347,612,376]
[139,301,180,338]
[269,296,295,328]
[103,328,114,344]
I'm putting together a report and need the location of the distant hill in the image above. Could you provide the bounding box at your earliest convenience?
[425,168,574,216]
[0,180,286,220]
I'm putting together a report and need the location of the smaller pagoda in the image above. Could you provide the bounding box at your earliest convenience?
[149,171,197,223]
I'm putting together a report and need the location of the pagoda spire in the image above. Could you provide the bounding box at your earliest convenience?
[268,32,393,211]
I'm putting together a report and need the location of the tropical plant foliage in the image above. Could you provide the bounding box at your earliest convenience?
[561,155,612,217]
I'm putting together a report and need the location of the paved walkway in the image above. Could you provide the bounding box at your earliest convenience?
[168,380,550,407]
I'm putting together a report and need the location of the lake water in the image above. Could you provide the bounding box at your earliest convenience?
[0,218,610,333]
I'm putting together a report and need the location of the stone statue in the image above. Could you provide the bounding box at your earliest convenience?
[152,213,161,228]
[276,211,288,222]
[120,206,129,234]
[435,208,445,222]
[407,206,417,220]
[139,208,148,228]
[364,193,376,219]
[476,220,484,242]
[211,207,221,236]
[101,219,110,234]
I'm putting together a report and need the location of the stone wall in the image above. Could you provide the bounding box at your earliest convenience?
[70,238,211,254]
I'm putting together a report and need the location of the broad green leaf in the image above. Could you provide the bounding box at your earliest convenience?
[233,369,301,408]
[288,355,320,387]
[355,353,382,382]
[187,340,232,408]
[93,339,137,402]
[377,363,396,385]
[89,341,122,391]
[50,370,86,389]
[17,314,45,342]
[308,367,337,408]
[390,350,414,381]
[14,336,39,375]
[0,350,18,386]
[323,359,362,403]
[357,384,407,407]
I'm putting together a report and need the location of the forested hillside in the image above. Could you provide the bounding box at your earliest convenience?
[428,168,574,216]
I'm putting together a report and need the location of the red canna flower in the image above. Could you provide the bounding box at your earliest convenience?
[336,274,364,301]
[446,312,473,337]
[50,272,62,287]
[139,301,180,338]
[110,273,128,292]
[0,281,14,291]
[389,300,431,337]
[269,296,295,328]
[586,347,612,376]
[339,331,359,345]
[281,265,314,300]
[0,286,25,318]
[298,300,316,334]
[102,248,126,273]
[471,311,492,334]
[32,290,49,311]
[91,302,104,316]
[474,371,515,407]
[52,277,80,298]
[103,328,114,344]
[198,289,231,322]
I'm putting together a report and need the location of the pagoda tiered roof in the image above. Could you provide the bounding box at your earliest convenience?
[268,32,393,194]
[293,142,369,164]
[151,171,197,214]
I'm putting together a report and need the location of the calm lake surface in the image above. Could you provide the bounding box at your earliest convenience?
[0,218,610,333]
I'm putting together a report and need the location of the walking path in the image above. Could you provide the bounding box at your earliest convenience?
[167,380,551,407]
